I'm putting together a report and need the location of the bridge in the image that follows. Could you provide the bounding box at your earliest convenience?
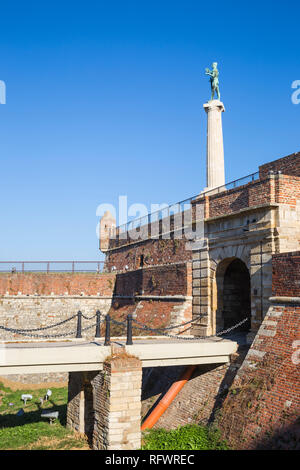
[0,336,238,375]
[0,311,242,451]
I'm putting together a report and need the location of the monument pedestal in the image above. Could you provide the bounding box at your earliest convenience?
[203,99,225,191]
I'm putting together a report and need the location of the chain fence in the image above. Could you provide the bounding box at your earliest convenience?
[0,310,249,342]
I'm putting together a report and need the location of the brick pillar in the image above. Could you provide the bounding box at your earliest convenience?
[93,353,142,450]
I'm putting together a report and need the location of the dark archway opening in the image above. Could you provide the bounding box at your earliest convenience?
[222,259,251,332]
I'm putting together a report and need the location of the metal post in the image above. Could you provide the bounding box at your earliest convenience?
[104,314,111,346]
[95,310,101,338]
[126,314,133,345]
[76,311,82,339]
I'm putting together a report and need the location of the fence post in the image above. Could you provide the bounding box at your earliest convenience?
[104,314,111,346]
[126,314,133,345]
[76,311,82,339]
[95,310,101,338]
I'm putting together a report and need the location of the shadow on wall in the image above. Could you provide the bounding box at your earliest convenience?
[141,343,250,429]
[255,420,300,450]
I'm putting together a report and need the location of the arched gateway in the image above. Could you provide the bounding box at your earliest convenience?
[215,257,251,333]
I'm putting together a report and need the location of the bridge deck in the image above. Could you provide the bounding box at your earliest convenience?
[0,337,238,374]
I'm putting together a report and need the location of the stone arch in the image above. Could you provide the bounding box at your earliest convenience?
[210,245,251,334]
[213,257,251,333]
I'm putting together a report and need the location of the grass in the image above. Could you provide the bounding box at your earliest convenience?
[141,424,229,450]
[0,382,89,450]
[0,382,229,451]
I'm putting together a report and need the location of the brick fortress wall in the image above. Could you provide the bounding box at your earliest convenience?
[217,251,300,449]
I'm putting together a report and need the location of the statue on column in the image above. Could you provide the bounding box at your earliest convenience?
[205,62,221,101]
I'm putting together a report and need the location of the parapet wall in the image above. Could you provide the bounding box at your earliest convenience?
[0,272,116,296]
[259,151,300,179]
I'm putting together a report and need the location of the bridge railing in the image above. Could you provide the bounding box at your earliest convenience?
[0,261,105,273]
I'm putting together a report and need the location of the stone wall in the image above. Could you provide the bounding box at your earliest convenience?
[0,295,112,341]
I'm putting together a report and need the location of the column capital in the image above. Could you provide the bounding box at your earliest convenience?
[203,99,225,113]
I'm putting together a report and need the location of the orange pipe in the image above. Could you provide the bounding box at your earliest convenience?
[141,365,197,431]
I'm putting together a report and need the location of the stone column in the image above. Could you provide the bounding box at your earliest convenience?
[203,100,225,191]
[93,353,142,450]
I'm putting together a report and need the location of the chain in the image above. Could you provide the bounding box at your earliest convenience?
[215,317,249,336]
[81,313,98,320]
[132,314,204,332]
[0,314,78,333]
[111,318,127,327]
[1,321,100,339]
[0,310,249,342]
[130,317,249,341]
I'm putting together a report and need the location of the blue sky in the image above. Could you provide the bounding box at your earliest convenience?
[0,1,299,261]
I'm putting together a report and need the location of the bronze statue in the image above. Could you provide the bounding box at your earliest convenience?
[205,62,220,101]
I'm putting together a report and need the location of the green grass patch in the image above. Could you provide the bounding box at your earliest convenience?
[0,382,88,450]
[141,424,229,450]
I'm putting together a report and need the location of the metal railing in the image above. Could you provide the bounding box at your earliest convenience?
[116,171,259,235]
[0,261,105,273]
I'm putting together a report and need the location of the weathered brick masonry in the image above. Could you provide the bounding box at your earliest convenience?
[108,262,192,336]
[0,272,116,296]
[217,252,300,449]
[259,151,300,179]
[105,237,191,273]
[272,251,300,297]
[113,262,192,297]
